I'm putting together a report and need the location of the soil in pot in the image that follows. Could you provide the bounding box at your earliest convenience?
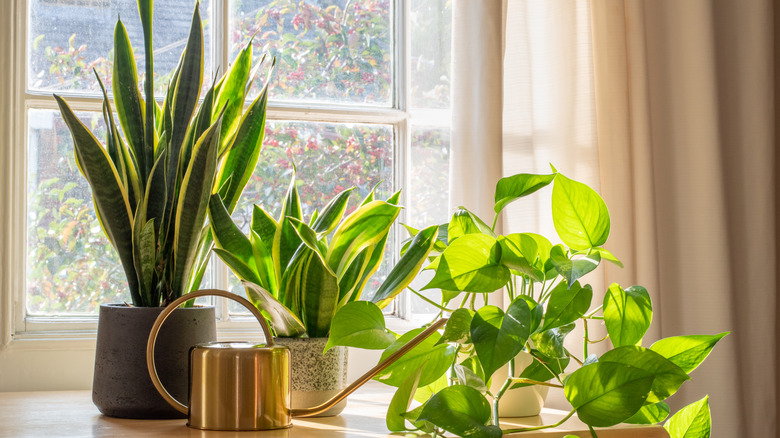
[274,337,348,417]
[92,304,216,419]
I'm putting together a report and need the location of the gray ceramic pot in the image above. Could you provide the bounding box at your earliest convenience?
[274,337,348,417]
[92,304,216,419]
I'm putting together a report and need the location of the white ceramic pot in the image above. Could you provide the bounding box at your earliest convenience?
[273,337,348,417]
[489,351,549,418]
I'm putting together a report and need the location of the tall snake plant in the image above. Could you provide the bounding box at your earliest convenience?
[54,0,273,306]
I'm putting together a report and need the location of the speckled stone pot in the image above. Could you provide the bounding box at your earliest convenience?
[273,337,348,417]
[92,304,216,419]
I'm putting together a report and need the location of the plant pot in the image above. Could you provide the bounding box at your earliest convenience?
[92,304,216,419]
[274,337,348,417]
[489,351,550,417]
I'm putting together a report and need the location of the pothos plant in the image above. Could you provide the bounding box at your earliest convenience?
[208,171,438,340]
[327,168,727,438]
[54,0,274,306]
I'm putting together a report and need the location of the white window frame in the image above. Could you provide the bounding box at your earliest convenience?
[0,0,446,391]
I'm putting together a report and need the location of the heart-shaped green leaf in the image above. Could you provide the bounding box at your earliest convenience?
[416,386,503,438]
[650,333,729,374]
[599,346,690,403]
[494,173,556,214]
[552,172,610,250]
[625,402,670,424]
[386,365,424,432]
[511,350,570,389]
[603,284,653,347]
[498,234,551,282]
[453,357,488,393]
[549,244,601,286]
[531,323,576,360]
[437,308,475,345]
[423,234,510,293]
[664,396,711,438]
[564,362,654,427]
[471,299,531,379]
[325,301,396,352]
[374,328,456,387]
[542,280,593,331]
[448,208,495,241]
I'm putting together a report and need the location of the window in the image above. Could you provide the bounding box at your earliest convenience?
[9,0,451,366]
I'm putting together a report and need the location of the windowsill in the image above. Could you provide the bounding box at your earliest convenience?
[0,382,668,437]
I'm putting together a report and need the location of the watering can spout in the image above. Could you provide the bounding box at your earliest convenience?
[290,318,448,418]
[146,289,448,431]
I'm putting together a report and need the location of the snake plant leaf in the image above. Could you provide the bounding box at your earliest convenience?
[664,396,711,438]
[137,0,154,158]
[326,200,401,277]
[624,402,670,424]
[168,4,204,160]
[300,251,340,338]
[215,80,270,212]
[112,18,146,177]
[54,95,139,303]
[551,172,610,250]
[423,234,510,293]
[213,42,253,154]
[280,246,308,314]
[531,323,576,360]
[213,247,262,289]
[170,113,222,297]
[287,217,323,256]
[143,147,168,238]
[600,346,690,404]
[208,194,255,267]
[272,175,303,282]
[416,385,502,438]
[564,361,654,427]
[436,308,474,345]
[541,280,592,331]
[471,300,531,379]
[180,77,216,171]
[311,187,354,235]
[186,228,214,294]
[250,230,277,294]
[243,280,306,338]
[650,333,729,374]
[603,284,653,347]
[252,205,278,248]
[448,208,495,241]
[336,247,373,304]
[549,244,601,286]
[94,71,130,188]
[372,224,439,309]
[386,365,424,432]
[375,328,456,387]
[132,218,156,306]
[325,301,396,353]
[494,172,556,214]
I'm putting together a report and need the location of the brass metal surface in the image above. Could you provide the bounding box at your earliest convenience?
[188,342,291,430]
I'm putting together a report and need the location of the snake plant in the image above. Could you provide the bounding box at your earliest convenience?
[208,172,439,338]
[54,0,273,306]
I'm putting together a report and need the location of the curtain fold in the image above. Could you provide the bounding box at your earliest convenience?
[591,1,776,436]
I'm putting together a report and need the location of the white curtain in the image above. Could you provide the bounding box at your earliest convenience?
[452,0,777,435]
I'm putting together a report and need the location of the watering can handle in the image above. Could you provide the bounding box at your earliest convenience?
[146,289,275,415]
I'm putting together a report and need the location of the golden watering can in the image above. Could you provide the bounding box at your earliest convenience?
[146,289,446,431]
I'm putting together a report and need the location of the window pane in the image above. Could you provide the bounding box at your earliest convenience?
[227,120,394,314]
[28,0,212,95]
[410,0,451,109]
[27,109,126,315]
[229,0,392,106]
[408,126,449,315]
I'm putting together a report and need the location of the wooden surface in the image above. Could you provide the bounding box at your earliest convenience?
[0,382,668,437]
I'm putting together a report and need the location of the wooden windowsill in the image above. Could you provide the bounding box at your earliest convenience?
[0,382,668,437]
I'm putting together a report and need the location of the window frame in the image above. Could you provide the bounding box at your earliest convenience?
[3,0,435,356]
